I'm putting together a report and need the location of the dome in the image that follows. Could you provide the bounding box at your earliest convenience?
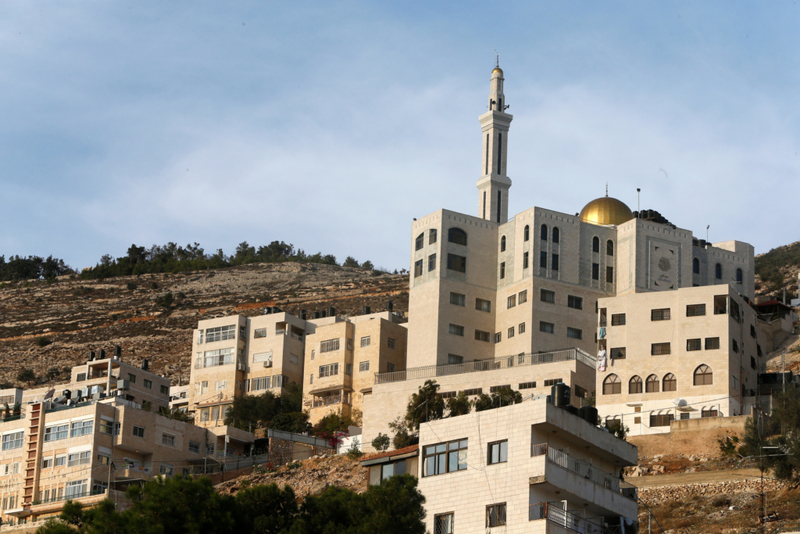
[492,67,503,77]
[579,196,634,226]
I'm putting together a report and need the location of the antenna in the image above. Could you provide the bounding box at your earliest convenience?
[636,188,641,212]
[707,225,710,242]
[495,50,499,68]
[605,183,608,196]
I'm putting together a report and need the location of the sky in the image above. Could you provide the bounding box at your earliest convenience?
[1,1,799,272]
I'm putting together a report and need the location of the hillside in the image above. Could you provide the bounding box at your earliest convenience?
[755,240,800,298]
[0,262,408,388]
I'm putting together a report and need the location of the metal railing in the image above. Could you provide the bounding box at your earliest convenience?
[530,502,612,534]
[531,444,635,500]
[313,395,343,407]
[374,348,595,384]
[37,487,107,505]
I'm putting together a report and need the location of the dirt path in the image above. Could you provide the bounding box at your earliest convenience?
[628,468,765,488]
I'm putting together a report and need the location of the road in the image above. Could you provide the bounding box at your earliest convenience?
[628,468,766,488]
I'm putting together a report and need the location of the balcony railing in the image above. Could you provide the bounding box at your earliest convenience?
[313,395,347,408]
[530,502,617,534]
[37,488,107,505]
[374,348,595,384]
[531,444,636,501]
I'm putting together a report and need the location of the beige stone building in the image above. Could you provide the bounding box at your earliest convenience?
[417,396,638,533]
[302,311,407,426]
[596,284,768,435]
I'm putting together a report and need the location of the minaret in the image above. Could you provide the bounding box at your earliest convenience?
[477,64,513,224]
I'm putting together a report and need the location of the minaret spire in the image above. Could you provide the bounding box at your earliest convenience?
[477,64,513,224]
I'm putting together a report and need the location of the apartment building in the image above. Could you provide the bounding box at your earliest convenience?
[302,311,407,425]
[596,284,768,435]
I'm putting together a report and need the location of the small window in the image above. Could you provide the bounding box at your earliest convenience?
[523,251,529,269]
[507,326,515,339]
[133,426,145,438]
[160,384,169,395]
[539,322,554,334]
[388,338,397,349]
[447,354,463,365]
[434,513,454,534]
[611,313,626,326]
[320,339,340,352]
[447,254,467,273]
[606,266,614,283]
[567,295,582,309]
[732,339,739,353]
[592,236,600,253]
[540,224,548,240]
[686,304,706,317]
[701,408,718,418]
[475,330,490,342]
[524,225,530,241]
[694,365,713,386]
[422,438,468,477]
[629,375,642,394]
[663,373,677,392]
[450,292,466,306]
[428,254,437,272]
[518,322,526,334]
[486,503,507,528]
[359,361,370,372]
[540,251,547,268]
[715,263,722,279]
[507,295,516,308]
[646,374,660,393]
[519,381,537,389]
[693,257,700,274]
[518,290,527,304]
[415,233,424,251]
[610,347,626,359]
[650,413,674,427]
[488,441,508,465]
[552,253,559,271]
[686,338,702,351]
[254,328,267,339]
[500,236,506,252]
[567,327,582,339]
[592,263,599,280]
[144,379,152,389]
[607,240,614,256]
[714,295,727,315]
[360,336,371,347]
[540,289,555,303]
[552,227,560,243]
[162,433,176,447]
[651,342,671,355]
[500,262,505,279]
[603,374,621,395]
[476,298,491,312]
[543,378,563,387]
[448,228,467,246]
[494,332,502,343]
[651,308,671,321]
[449,324,464,336]
[750,324,757,338]
[128,373,137,384]
[736,268,743,283]
[414,259,423,277]
[429,229,437,244]
[188,441,200,453]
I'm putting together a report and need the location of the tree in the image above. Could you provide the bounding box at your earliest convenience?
[473,387,522,412]
[371,433,391,452]
[404,380,444,431]
[313,412,353,447]
[741,388,800,481]
[446,391,472,417]
[234,483,298,534]
[361,261,374,271]
[388,417,417,450]
[17,368,36,384]
[357,475,426,534]
[343,256,360,268]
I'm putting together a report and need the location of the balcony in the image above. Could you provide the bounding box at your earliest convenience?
[530,502,630,534]
[312,395,351,408]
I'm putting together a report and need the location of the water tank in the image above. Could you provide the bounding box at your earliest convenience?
[327,306,335,317]
[300,309,307,320]
[363,306,371,315]
[582,406,599,425]
[114,346,122,358]
[387,300,394,312]
[63,389,72,400]
[551,383,571,408]
[88,351,95,362]
[99,349,106,359]
[566,405,579,416]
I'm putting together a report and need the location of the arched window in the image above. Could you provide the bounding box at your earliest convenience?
[448,228,467,246]
[663,373,677,392]
[701,407,719,418]
[592,236,600,253]
[415,233,424,251]
[500,236,506,252]
[629,376,642,394]
[603,374,621,395]
[693,258,700,274]
[694,365,713,386]
[715,263,722,280]
[646,374,660,393]
[736,268,743,284]
[524,225,530,242]
[540,224,548,241]
[606,240,614,256]
[552,227,560,243]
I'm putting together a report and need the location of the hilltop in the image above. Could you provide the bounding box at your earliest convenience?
[755,240,800,299]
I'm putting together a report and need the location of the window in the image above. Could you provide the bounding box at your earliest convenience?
[254,328,267,339]
[610,347,626,359]
[731,339,739,353]
[488,440,508,465]
[650,413,674,427]
[448,228,467,246]
[133,426,145,438]
[449,324,464,336]
[567,295,582,309]
[127,373,137,383]
[44,425,68,443]
[651,308,671,321]
[319,363,339,378]
[55,455,66,467]
[540,289,555,303]
[77,373,86,381]
[359,361,370,372]
[592,263,599,280]
[552,227,560,243]
[519,381,537,389]
[450,292,466,306]
[540,224,548,240]
[663,373,677,392]
[447,354,463,364]
[188,441,201,453]
[415,233,424,250]
[434,513,454,534]
[447,254,466,273]
[687,304,706,316]
[694,365,713,386]
[603,374,621,395]
[360,336,371,347]
[486,503,507,528]
[524,225,530,241]
[507,295,516,308]
[552,253,559,271]
[629,376,642,394]
[162,433,176,447]
[693,257,700,274]
[730,299,741,323]
[567,327,582,339]
[500,236,506,252]
[206,443,215,455]
[702,408,719,418]
[540,251,547,268]
[423,439,468,476]
[543,378,563,387]
[592,236,600,253]
[611,313,626,326]
[429,229,437,244]
[751,324,757,338]
[475,330,490,342]
[70,420,93,438]
[414,260,423,277]
[388,337,397,349]
[736,268,743,283]
[494,332,502,343]
[651,342,671,355]
[160,464,174,476]
[68,451,91,467]
[646,374,660,393]
[206,324,236,343]
[507,326,515,339]
[606,266,614,283]
[42,458,53,469]
[714,295,727,315]
[499,262,505,279]
[523,251,529,269]
[715,263,722,279]
[518,290,527,304]
[201,347,235,368]
[519,322,526,334]
[429,254,437,271]
[320,339,340,352]
[686,338,702,351]
[65,480,88,499]
[473,298,491,312]
[539,322,554,334]
[607,240,614,255]
[160,384,169,395]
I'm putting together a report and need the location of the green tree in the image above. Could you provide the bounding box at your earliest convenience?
[404,380,444,431]
[473,387,522,412]
[361,261,374,271]
[312,412,353,447]
[388,417,417,449]
[741,389,800,481]
[343,256,360,268]
[371,433,391,452]
[446,391,472,417]
[17,368,36,384]
[357,475,426,534]
[234,483,298,534]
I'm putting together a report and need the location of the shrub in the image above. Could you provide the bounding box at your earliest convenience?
[150,281,158,289]
[17,369,35,383]
[35,336,51,347]
[127,282,137,290]
[371,433,391,452]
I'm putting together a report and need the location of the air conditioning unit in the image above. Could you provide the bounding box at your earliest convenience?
[263,361,272,368]
[237,362,245,371]
[118,380,130,390]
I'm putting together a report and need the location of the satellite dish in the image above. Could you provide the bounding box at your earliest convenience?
[43,389,56,401]
[673,398,687,407]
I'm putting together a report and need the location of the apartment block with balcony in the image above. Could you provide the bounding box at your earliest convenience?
[419,395,638,534]
[302,311,407,425]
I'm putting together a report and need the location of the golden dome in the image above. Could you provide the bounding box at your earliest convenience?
[492,67,503,76]
[579,196,634,226]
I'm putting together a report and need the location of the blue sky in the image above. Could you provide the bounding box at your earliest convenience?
[1,1,799,271]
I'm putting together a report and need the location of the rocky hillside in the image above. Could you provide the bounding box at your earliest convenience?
[755,240,800,299]
[0,263,408,388]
